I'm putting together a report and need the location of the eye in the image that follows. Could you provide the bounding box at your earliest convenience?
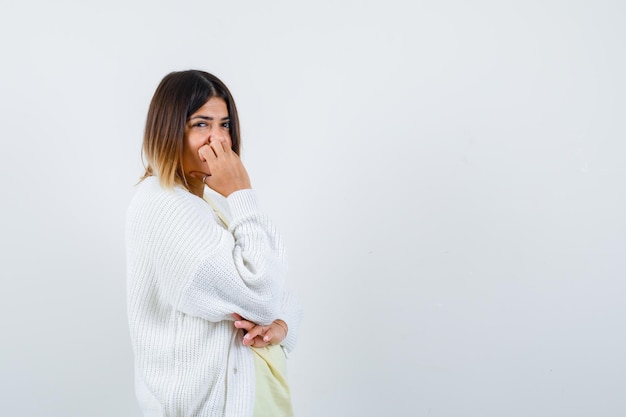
[222,122,230,129]
[194,122,208,128]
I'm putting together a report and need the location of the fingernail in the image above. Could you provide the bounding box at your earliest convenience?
[263,336,269,342]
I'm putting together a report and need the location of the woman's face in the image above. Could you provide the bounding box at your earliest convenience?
[182,96,231,177]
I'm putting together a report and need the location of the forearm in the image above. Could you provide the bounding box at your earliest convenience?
[277,288,303,353]
[137,186,287,323]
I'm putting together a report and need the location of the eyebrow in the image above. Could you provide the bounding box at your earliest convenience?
[188,115,230,121]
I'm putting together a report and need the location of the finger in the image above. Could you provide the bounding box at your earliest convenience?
[262,327,274,344]
[209,137,228,156]
[242,324,265,346]
[232,313,244,321]
[263,324,286,344]
[234,319,255,332]
[198,144,217,162]
[217,134,233,151]
[251,337,270,348]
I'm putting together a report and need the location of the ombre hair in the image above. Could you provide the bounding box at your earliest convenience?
[141,70,241,189]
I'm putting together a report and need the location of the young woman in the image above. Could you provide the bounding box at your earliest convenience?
[126,70,302,417]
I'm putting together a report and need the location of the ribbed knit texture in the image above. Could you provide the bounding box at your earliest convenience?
[126,177,302,417]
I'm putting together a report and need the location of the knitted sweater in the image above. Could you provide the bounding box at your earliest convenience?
[126,177,302,417]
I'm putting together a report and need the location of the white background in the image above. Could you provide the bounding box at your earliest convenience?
[1,1,625,416]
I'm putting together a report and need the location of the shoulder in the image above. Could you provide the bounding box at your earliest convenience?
[127,177,212,230]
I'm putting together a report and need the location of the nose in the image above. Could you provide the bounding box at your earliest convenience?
[209,133,231,147]
[209,134,223,143]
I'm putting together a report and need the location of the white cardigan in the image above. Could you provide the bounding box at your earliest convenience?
[126,177,301,417]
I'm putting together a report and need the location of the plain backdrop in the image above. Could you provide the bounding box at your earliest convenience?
[1,1,625,416]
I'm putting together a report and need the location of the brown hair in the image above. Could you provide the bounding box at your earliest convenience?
[141,70,241,189]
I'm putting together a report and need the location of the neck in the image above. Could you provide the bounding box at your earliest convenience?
[186,177,205,198]
[189,184,204,198]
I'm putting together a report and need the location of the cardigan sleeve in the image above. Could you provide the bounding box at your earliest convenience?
[129,185,286,325]
[278,287,303,353]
